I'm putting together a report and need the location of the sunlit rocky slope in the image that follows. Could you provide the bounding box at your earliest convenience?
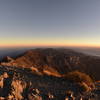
[0,48,99,100]
[1,48,100,80]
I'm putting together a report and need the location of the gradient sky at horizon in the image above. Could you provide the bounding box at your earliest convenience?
[0,0,100,47]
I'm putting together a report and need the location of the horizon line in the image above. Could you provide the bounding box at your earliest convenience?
[0,44,100,48]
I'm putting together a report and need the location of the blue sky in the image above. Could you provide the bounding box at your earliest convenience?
[0,0,100,47]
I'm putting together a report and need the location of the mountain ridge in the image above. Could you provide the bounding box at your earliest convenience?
[1,48,100,80]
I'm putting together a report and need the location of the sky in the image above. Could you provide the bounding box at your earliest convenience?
[0,0,100,48]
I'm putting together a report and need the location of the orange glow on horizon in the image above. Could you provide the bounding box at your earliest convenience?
[0,37,100,48]
[0,43,100,48]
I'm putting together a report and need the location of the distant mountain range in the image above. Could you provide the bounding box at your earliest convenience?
[1,48,100,80]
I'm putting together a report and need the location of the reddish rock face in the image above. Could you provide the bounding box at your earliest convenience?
[1,48,100,80]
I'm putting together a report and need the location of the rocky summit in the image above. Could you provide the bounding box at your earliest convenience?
[0,48,99,100]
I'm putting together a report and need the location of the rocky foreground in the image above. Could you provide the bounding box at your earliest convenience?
[0,65,99,100]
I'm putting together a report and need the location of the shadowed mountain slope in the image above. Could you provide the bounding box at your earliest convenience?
[1,48,100,80]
